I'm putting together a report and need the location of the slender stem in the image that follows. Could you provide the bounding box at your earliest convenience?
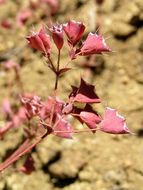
[47,56,56,73]
[40,119,98,135]
[54,49,61,91]
[54,128,98,134]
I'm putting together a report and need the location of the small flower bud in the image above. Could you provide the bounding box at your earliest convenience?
[49,24,64,50]
[26,27,51,56]
[63,20,85,46]
[79,33,111,56]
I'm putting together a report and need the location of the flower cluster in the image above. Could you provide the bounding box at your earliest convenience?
[0,20,131,173]
[27,20,111,58]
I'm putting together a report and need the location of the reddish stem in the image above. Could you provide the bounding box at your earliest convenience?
[47,56,56,73]
[54,128,98,134]
[54,49,61,90]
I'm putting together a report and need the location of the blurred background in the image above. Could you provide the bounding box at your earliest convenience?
[0,0,143,189]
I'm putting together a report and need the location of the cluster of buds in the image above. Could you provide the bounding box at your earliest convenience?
[0,20,132,173]
[27,20,111,58]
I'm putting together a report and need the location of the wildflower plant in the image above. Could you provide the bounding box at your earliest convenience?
[0,20,132,173]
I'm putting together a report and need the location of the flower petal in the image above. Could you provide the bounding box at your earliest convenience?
[80,33,111,55]
[80,111,101,131]
[54,115,73,139]
[100,107,131,134]
[63,20,85,46]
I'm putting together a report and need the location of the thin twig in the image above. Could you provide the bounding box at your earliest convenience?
[54,49,61,90]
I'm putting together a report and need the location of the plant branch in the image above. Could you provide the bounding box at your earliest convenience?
[47,56,56,73]
[54,49,61,91]
[54,128,98,134]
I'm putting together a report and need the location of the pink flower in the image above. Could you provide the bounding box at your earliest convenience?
[71,104,101,132]
[79,111,101,131]
[0,106,27,137]
[39,96,64,126]
[1,19,12,29]
[99,107,131,134]
[54,114,73,139]
[79,33,111,55]
[21,95,43,119]
[26,27,51,56]
[63,20,85,46]
[49,24,64,50]
[16,9,32,27]
[2,98,12,117]
[2,60,20,71]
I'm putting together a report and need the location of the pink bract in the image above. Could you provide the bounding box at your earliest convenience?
[16,9,32,27]
[26,27,51,56]
[63,20,85,46]
[79,32,111,55]
[54,114,73,139]
[100,107,131,134]
[1,19,12,29]
[71,104,101,132]
[49,24,64,50]
[80,111,101,131]
[21,95,43,119]
[2,98,12,117]
[2,60,20,71]
[0,107,27,137]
